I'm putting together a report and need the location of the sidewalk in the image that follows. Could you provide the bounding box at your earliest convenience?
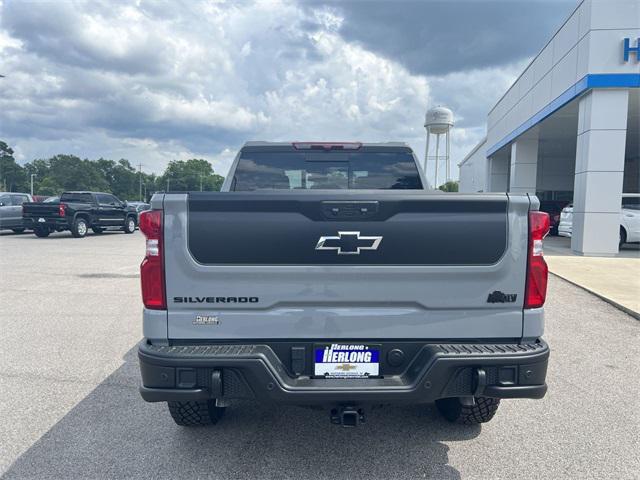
[544,236,640,318]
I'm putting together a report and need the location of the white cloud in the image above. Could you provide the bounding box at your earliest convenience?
[0,0,523,181]
[261,30,430,142]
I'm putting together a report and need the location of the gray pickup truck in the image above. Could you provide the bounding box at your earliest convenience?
[137,142,550,428]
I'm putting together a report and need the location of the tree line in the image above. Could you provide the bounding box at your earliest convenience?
[0,141,225,201]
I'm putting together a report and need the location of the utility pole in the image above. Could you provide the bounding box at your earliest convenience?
[199,173,204,192]
[166,178,170,192]
[30,174,36,196]
[137,163,144,201]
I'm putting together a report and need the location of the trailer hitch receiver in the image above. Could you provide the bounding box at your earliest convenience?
[330,406,365,427]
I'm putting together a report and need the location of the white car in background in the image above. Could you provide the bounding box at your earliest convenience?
[558,194,640,246]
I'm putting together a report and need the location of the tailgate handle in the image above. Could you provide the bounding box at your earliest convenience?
[321,201,379,220]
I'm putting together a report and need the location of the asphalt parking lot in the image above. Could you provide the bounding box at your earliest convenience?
[0,230,638,480]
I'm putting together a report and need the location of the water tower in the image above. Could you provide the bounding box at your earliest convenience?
[424,106,454,187]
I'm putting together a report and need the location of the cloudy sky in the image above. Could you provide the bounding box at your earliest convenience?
[0,0,576,179]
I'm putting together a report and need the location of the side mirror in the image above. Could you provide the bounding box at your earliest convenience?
[123,200,128,207]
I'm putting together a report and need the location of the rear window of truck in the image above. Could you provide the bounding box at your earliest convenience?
[231,150,423,191]
[60,193,94,203]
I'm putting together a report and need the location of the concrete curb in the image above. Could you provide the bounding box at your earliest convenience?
[550,272,640,321]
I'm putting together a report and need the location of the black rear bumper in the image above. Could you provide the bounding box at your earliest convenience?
[138,340,549,405]
[23,217,69,229]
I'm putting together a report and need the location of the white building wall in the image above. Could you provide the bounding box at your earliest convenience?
[487,155,509,192]
[458,0,639,253]
[572,89,629,255]
[486,0,640,155]
[509,138,539,194]
[458,138,487,192]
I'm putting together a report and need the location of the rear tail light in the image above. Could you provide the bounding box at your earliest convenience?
[139,210,166,309]
[525,211,550,309]
[58,203,66,217]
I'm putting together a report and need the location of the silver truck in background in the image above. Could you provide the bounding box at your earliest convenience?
[0,192,34,233]
[137,142,550,427]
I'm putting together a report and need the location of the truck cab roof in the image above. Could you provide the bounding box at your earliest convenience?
[242,141,411,148]
[62,191,104,195]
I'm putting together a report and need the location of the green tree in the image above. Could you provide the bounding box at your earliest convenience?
[35,176,63,196]
[2,149,224,199]
[0,141,27,192]
[96,158,139,200]
[141,172,157,201]
[157,159,224,192]
[22,155,112,196]
[438,180,459,192]
[23,159,56,196]
[44,155,110,193]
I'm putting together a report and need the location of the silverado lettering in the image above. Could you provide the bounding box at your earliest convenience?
[173,296,259,303]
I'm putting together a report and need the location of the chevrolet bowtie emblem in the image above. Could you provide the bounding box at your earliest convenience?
[335,364,357,371]
[315,231,383,255]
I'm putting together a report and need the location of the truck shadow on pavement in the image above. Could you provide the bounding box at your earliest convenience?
[0,230,134,239]
[4,346,479,480]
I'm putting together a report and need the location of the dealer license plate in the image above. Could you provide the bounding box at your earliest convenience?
[38,217,46,223]
[314,343,380,378]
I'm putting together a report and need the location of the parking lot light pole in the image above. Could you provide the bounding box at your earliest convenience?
[138,163,144,202]
[30,174,36,196]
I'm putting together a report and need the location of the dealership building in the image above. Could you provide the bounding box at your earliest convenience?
[459,0,639,256]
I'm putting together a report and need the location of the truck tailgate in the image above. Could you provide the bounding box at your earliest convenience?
[22,203,60,217]
[162,191,530,340]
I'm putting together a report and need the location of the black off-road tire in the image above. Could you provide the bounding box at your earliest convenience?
[123,216,136,234]
[167,400,226,427]
[34,226,50,238]
[12,228,25,233]
[92,226,105,234]
[436,396,501,425]
[71,217,88,238]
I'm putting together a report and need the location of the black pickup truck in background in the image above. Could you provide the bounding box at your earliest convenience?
[22,191,138,238]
